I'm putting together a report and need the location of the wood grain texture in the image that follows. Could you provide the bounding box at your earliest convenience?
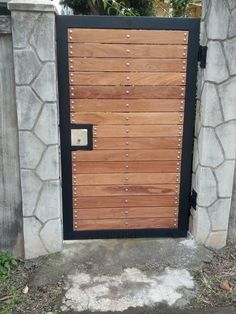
[69,72,186,86]
[74,217,177,230]
[93,125,183,138]
[70,86,185,99]
[71,112,183,125]
[72,161,180,174]
[74,207,177,219]
[73,195,178,208]
[73,184,178,196]
[72,149,181,161]
[92,137,182,150]
[68,58,187,72]
[73,173,179,185]
[69,43,188,58]
[68,29,188,44]
[70,99,185,113]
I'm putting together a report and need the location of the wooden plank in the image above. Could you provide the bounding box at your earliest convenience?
[72,161,180,174]
[72,149,181,161]
[74,217,176,230]
[69,72,186,86]
[93,125,183,138]
[74,207,177,219]
[68,29,189,44]
[71,112,183,125]
[70,99,185,113]
[69,43,188,58]
[70,86,185,99]
[69,58,187,72]
[73,173,179,185]
[73,195,177,208]
[92,137,182,150]
[73,184,178,196]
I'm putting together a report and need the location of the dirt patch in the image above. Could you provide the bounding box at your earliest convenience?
[192,244,236,308]
[0,255,63,314]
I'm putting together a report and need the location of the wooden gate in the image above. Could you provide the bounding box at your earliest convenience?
[57,16,200,239]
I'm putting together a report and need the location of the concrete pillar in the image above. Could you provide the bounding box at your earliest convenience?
[8,0,62,258]
[190,0,236,249]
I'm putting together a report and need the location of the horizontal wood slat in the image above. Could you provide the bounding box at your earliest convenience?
[68,29,188,44]
[71,112,184,125]
[70,99,185,113]
[74,207,177,219]
[68,58,187,72]
[72,161,180,174]
[92,137,182,150]
[70,86,185,99]
[69,43,188,58]
[93,125,183,138]
[72,149,181,161]
[73,184,178,196]
[69,72,186,86]
[73,173,179,185]
[73,195,178,208]
[74,217,177,231]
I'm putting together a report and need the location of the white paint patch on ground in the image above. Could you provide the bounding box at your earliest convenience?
[61,267,194,312]
[179,238,197,249]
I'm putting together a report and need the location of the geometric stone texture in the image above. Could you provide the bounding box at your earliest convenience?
[35,181,61,223]
[36,145,60,180]
[34,102,59,145]
[23,217,47,259]
[204,41,229,83]
[198,127,224,168]
[192,0,236,249]
[208,199,232,231]
[201,83,223,127]
[30,13,55,61]
[224,38,236,75]
[218,77,236,121]
[16,86,42,130]
[19,131,45,169]
[229,8,236,37]
[205,231,228,249]
[216,121,236,159]
[196,166,217,207]
[14,49,41,85]
[9,0,62,259]
[32,63,57,102]
[21,169,43,216]
[215,160,235,197]
[40,218,62,253]
[207,1,229,40]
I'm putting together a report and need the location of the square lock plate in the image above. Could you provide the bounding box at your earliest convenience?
[71,124,93,150]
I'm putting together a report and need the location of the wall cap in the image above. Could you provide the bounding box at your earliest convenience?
[8,0,58,14]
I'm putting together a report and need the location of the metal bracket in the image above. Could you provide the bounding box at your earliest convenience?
[190,189,197,210]
[198,45,207,69]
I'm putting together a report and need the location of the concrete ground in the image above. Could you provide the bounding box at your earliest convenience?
[30,238,234,313]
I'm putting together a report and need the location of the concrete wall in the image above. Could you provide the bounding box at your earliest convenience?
[190,0,236,248]
[0,15,24,257]
[8,0,63,259]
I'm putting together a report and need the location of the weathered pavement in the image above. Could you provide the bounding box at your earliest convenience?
[30,238,234,313]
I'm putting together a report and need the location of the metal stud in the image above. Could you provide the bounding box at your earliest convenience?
[180,106,184,110]
[126,129,129,133]
[126,34,130,38]
[71,93,74,97]
[126,142,129,145]
[69,36,72,40]
[126,153,129,157]
[125,222,128,225]
[126,49,130,53]
[126,90,130,94]
[70,45,73,48]
[126,117,129,120]
[125,188,129,192]
[71,106,74,109]
[125,177,129,181]
[125,199,128,203]
[126,62,130,66]
[69,30,72,33]
[126,103,129,107]
[71,100,74,104]
[126,76,130,80]
[125,211,128,214]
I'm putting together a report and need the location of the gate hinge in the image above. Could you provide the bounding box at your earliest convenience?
[198,45,208,69]
[190,189,197,210]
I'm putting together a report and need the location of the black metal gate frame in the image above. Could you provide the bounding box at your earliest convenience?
[56,15,200,240]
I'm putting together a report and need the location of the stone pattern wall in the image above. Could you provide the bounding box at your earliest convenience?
[0,15,24,257]
[190,0,236,248]
[9,1,62,258]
